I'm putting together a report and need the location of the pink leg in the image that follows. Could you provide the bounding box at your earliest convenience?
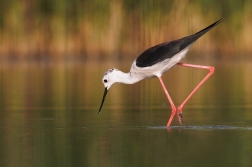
[158,77,176,127]
[176,62,215,125]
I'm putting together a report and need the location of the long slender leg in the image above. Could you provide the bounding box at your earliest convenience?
[176,62,215,125]
[158,77,176,127]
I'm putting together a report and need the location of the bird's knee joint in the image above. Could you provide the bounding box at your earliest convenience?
[208,66,215,73]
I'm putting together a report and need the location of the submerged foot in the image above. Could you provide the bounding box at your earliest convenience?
[177,111,183,125]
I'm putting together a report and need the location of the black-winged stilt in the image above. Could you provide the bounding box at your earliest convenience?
[98,19,222,127]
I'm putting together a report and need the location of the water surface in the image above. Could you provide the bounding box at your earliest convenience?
[0,59,252,167]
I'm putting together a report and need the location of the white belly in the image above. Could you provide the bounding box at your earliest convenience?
[130,44,192,79]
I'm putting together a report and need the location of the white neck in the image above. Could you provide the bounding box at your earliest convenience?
[114,70,141,84]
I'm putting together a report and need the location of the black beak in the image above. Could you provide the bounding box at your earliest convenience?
[98,87,108,113]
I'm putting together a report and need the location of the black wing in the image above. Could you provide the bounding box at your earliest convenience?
[136,19,222,67]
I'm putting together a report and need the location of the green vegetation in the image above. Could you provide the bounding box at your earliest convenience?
[0,0,251,61]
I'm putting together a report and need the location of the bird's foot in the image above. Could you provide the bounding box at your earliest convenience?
[177,111,183,125]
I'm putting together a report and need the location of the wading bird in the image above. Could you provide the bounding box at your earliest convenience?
[98,19,222,127]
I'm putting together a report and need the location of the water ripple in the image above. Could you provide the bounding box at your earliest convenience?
[149,125,252,130]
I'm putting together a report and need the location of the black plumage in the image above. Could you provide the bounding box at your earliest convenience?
[136,19,222,67]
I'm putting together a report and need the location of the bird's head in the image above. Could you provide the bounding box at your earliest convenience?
[102,68,118,90]
[98,68,118,113]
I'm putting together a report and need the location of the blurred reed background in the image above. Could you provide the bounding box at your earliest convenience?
[0,0,251,61]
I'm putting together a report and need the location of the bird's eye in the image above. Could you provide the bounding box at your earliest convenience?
[104,79,108,83]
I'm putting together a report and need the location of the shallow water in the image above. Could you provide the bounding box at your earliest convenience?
[0,59,252,167]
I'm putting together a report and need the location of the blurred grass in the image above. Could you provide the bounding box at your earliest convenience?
[0,0,251,61]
